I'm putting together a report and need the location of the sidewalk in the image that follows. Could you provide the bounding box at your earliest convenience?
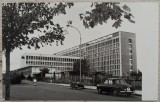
[51,83,142,96]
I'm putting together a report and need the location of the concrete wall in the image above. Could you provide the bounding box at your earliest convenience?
[120,31,137,76]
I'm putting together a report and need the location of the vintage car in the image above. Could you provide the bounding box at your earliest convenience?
[97,78,135,96]
[70,81,84,89]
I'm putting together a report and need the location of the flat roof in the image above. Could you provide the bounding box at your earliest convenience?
[22,53,80,59]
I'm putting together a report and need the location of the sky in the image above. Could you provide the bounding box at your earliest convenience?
[2,2,159,100]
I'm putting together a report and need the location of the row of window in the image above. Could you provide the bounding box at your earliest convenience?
[106,65,120,70]
[90,59,120,65]
[87,42,119,51]
[86,48,120,56]
[86,38,119,50]
[88,55,120,62]
[129,39,133,70]
[65,48,120,59]
[106,70,120,76]
[26,61,74,66]
[26,56,78,62]
[62,43,119,57]
[91,64,120,69]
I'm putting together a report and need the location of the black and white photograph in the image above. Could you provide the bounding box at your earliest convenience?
[2,1,159,101]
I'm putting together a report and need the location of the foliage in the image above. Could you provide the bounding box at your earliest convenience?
[10,73,23,84]
[39,67,50,78]
[137,69,142,76]
[92,72,112,85]
[130,71,137,76]
[3,3,73,99]
[20,72,26,80]
[27,75,33,81]
[10,75,22,84]
[129,70,142,80]
[2,2,74,52]
[79,2,135,29]
[130,70,142,77]
[73,59,90,76]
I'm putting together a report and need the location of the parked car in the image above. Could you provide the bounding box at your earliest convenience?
[70,81,84,89]
[97,78,135,96]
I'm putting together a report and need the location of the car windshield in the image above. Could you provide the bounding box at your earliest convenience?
[114,79,126,84]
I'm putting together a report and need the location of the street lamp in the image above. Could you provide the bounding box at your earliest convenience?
[67,25,82,83]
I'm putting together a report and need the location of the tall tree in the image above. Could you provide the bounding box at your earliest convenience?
[73,59,90,76]
[137,69,142,76]
[39,67,50,79]
[79,3,135,28]
[2,2,73,100]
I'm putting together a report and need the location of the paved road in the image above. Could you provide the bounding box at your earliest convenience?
[4,80,141,101]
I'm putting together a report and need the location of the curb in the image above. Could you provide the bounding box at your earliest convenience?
[84,86,97,90]
[132,94,142,96]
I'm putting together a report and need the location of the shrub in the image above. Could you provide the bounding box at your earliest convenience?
[27,75,33,81]
[10,74,22,84]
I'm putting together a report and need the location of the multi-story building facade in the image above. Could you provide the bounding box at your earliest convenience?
[54,31,137,76]
[20,53,80,77]
[18,31,137,77]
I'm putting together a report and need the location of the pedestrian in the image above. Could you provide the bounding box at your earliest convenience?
[33,78,37,86]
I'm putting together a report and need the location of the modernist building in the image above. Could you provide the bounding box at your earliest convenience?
[18,31,137,77]
[54,31,137,76]
[20,53,80,77]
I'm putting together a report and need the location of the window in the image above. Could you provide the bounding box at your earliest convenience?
[104,80,108,84]
[129,50,132,54]
[116,38,119,42]
[116,43,119,47]
[108,80,113,84]
[129,44,132,49]
[113,39,116,43]
[26,56,28,60]
[130,60,133,65]
[129,39,132,43]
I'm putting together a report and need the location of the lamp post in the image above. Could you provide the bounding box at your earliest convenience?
[67,25,82,83]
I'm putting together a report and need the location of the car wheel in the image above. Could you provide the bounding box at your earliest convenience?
[82,86,84,89]
[98,88,102,94]
[71,85,74,89]
[70,84,72,88]
[75,84,78,89]
[113,90,118,96]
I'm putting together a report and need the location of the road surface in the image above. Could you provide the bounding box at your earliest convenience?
[3,80,141,101]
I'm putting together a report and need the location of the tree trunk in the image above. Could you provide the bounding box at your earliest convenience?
[5,49,10,100]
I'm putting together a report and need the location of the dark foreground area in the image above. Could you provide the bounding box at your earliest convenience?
[3,80,141,101]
